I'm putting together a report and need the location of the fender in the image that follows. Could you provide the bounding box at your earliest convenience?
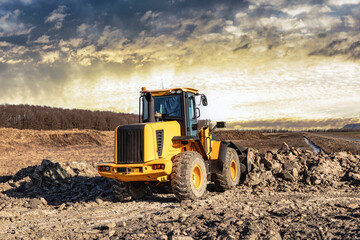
[172,136,208,160]
[219,141,252,174]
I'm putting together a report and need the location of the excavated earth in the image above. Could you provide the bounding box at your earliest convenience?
[1,140,360,239]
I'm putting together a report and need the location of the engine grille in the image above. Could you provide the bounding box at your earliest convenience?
[116,125,145,164]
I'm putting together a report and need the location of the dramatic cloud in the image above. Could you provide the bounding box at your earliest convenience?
[33,35,50,44]
[44,5,68,30]
[0,9,33,37]
[0,0,359,128]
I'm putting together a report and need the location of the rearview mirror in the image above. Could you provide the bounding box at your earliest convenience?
[201,95,208,106]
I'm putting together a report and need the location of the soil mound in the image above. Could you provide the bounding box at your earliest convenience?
[0,128,107,151]
[214,130,266,140]
[2,159,115,205]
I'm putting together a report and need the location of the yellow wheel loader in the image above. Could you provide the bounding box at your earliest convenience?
[98,87,253,201]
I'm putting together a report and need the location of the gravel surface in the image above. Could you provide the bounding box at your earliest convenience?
[0,143,359,239]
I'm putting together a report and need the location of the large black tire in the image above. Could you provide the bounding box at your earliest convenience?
[150,184,173,194]
[126,182,149,200]
[213,147,241,192]
[112,180,131,201]
[171,151,207,201]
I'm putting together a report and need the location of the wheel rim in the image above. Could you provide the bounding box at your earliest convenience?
[192,164,203,189]
[230,159,237,181]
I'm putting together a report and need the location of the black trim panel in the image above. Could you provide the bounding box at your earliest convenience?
[218,141,229,164]
[172,136,201,141]
[156,129,164,157]
[116,124,145,164]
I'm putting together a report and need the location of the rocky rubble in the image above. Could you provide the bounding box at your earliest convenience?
[243,142,360,190]
[0,143,359,239]
[1,159,115,206]
[1,142,359,206]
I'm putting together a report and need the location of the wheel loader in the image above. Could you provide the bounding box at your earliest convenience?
[98,87,253,201]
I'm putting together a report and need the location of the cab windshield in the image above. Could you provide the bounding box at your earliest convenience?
[154,95,182,117]
[142,94,182,122]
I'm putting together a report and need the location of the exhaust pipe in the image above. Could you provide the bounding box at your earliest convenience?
[145,92,155,122]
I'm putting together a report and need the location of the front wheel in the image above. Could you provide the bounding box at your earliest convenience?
[171,151,207,201]
[126,182,149,200]
[112,180,130,201]
[213,147,241,191]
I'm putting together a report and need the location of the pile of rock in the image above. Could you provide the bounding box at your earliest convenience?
[334,151,360,183]
[1,143,359,208]
[2,159,115,205]
[244,142,360,189]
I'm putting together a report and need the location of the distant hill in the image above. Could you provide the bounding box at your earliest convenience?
[0,104,138,131]
[343,123,360,130]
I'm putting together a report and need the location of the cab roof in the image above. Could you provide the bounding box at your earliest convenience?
[140,87,198,95]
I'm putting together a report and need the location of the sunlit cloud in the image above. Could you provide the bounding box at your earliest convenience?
[328,0,360,6]
[44,5,68,30]
[34,35,50,44]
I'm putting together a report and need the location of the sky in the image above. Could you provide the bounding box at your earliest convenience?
[0,0,359,129]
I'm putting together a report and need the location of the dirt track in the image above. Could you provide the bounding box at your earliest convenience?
[0,128,360,239]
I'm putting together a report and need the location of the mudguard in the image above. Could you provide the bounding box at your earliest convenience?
[227,141,254,173]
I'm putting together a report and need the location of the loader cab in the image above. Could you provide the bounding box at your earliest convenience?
[140,87,207,137]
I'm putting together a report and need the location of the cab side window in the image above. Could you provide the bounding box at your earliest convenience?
[187,93,197,136]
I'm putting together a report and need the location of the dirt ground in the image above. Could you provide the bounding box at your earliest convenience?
[215,130,360,155]
[315,131,360,139]
[304,132,360,155]
[215,131,312,153]
[0,128,359,239]
[0,128,114,176]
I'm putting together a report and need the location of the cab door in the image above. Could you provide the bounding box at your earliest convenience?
[186,93,198,136]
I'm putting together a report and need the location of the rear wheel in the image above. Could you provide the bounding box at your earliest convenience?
[213,147,241,191]
[126,182,149,200]
[171,151,207,201]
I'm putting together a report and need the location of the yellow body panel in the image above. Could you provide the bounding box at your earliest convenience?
[144,121,182,161]
[101,121,182,182]
[199,127,221,160]
[210,140,221,160]
[199,127,211,157]
[98,160,173,182]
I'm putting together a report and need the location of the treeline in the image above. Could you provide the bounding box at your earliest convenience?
[0,104,138,130]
